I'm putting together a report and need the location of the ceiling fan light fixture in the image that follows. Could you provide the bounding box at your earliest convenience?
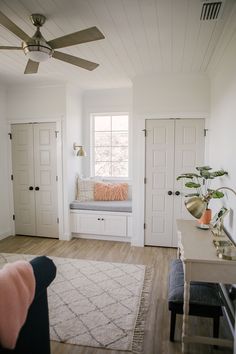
[23,44,53,62]
[22,31,53,62]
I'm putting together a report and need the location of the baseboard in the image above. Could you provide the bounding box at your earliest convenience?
[0,230,12,240]
[72,233,131,243]
[59,232,72,241]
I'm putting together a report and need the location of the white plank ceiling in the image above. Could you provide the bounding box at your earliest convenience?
[0,0,235,89]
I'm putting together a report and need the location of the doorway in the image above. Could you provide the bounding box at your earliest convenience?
[11,123,59,238]
[145,119,205,247]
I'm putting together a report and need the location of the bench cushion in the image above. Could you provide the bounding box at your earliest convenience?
[168,259,222,307]
[70,200,132,213]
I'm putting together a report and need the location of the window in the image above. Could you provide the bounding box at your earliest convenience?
[91,113,129,177]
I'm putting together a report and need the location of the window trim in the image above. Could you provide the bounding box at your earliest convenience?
[90,112,130,179]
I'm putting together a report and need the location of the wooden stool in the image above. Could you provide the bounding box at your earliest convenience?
[168,259,223,342]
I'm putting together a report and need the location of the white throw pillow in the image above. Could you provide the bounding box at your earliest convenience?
[76,177,96,201]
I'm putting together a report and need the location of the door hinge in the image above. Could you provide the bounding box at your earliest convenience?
[55,131,59,138]
[144,223,146,230]
[57,217,59,224]
[13,214,15,221]
[142,129,147,137]
[204,128,208,137]
[8,133,12,140]
[56,176,58,182]
[144,177,147,184]
[11,174,13,181]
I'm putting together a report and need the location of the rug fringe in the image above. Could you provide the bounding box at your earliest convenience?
[132,266,154,354]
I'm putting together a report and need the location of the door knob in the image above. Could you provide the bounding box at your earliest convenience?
[35,186,40,191]
[29,186,34,190]
[167,191,173,195]
[175,191,180,196]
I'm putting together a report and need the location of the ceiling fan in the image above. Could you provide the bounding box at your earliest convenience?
[0,11,105,74]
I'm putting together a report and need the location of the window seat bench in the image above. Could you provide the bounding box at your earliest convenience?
[70,200,132,242]
[70,200,132,213]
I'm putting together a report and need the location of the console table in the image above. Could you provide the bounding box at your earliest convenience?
[177,219,236,353]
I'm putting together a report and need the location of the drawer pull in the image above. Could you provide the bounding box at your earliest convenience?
[97,218,100,221]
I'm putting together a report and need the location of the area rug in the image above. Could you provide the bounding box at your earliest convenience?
[0,253,152,352]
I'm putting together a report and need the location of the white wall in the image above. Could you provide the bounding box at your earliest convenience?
[209,31,236,242]
[66,85,83,201]
[133,73,210,119]
[132,73,210,246]
[63,85,83,238]
[82,88,132,177]
[0,85,11,238]
[7,84,66,121]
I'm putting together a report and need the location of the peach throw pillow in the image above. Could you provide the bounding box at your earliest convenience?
[94,183,128,201]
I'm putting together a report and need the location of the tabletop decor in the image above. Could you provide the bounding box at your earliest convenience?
[217,246,236,260]
[211,207,230,236]
[176,166,228,226]
[213,234,236,260]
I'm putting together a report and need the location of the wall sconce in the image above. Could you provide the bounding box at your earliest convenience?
[73,143,86,157]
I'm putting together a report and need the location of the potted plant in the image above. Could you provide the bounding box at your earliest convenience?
[176,166,228,224]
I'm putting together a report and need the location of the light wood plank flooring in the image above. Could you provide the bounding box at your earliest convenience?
[0,236,233,354]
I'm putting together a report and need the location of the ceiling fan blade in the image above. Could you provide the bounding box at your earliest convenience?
[47,26,105,49]
[24,59,39,74]
[0,46,22,50]
[52,51,99,71]
[0,11,30,41]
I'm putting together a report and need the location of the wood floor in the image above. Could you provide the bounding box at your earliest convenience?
[0,236,233,354]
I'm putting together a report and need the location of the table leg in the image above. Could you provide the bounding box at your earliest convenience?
[182,280,190,353]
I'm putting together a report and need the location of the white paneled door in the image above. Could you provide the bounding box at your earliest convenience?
[11,123,58,238]
[11,124,36,236]
[145,119,205,247]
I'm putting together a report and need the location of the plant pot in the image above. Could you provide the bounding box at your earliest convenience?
[198,208,212,225]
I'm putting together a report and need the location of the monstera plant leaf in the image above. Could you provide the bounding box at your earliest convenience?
[185,193,200,197]
[208,189,225,199]
[176,173,201,181]
[210,170,228,178]
[196,166,228,179]
[200,170,212,179]
[196,166,213,179]
[196,166,212,171]
[185,182,201,188]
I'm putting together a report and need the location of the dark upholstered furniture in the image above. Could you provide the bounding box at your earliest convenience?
[0,256,56,354]
[168,259,223,342]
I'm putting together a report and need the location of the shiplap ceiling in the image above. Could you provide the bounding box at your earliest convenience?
[0,0,235,89]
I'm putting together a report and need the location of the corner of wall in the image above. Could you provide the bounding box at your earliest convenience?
[0,85,11,238]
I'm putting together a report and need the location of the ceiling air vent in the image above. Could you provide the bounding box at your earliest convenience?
[200,1,222,20]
